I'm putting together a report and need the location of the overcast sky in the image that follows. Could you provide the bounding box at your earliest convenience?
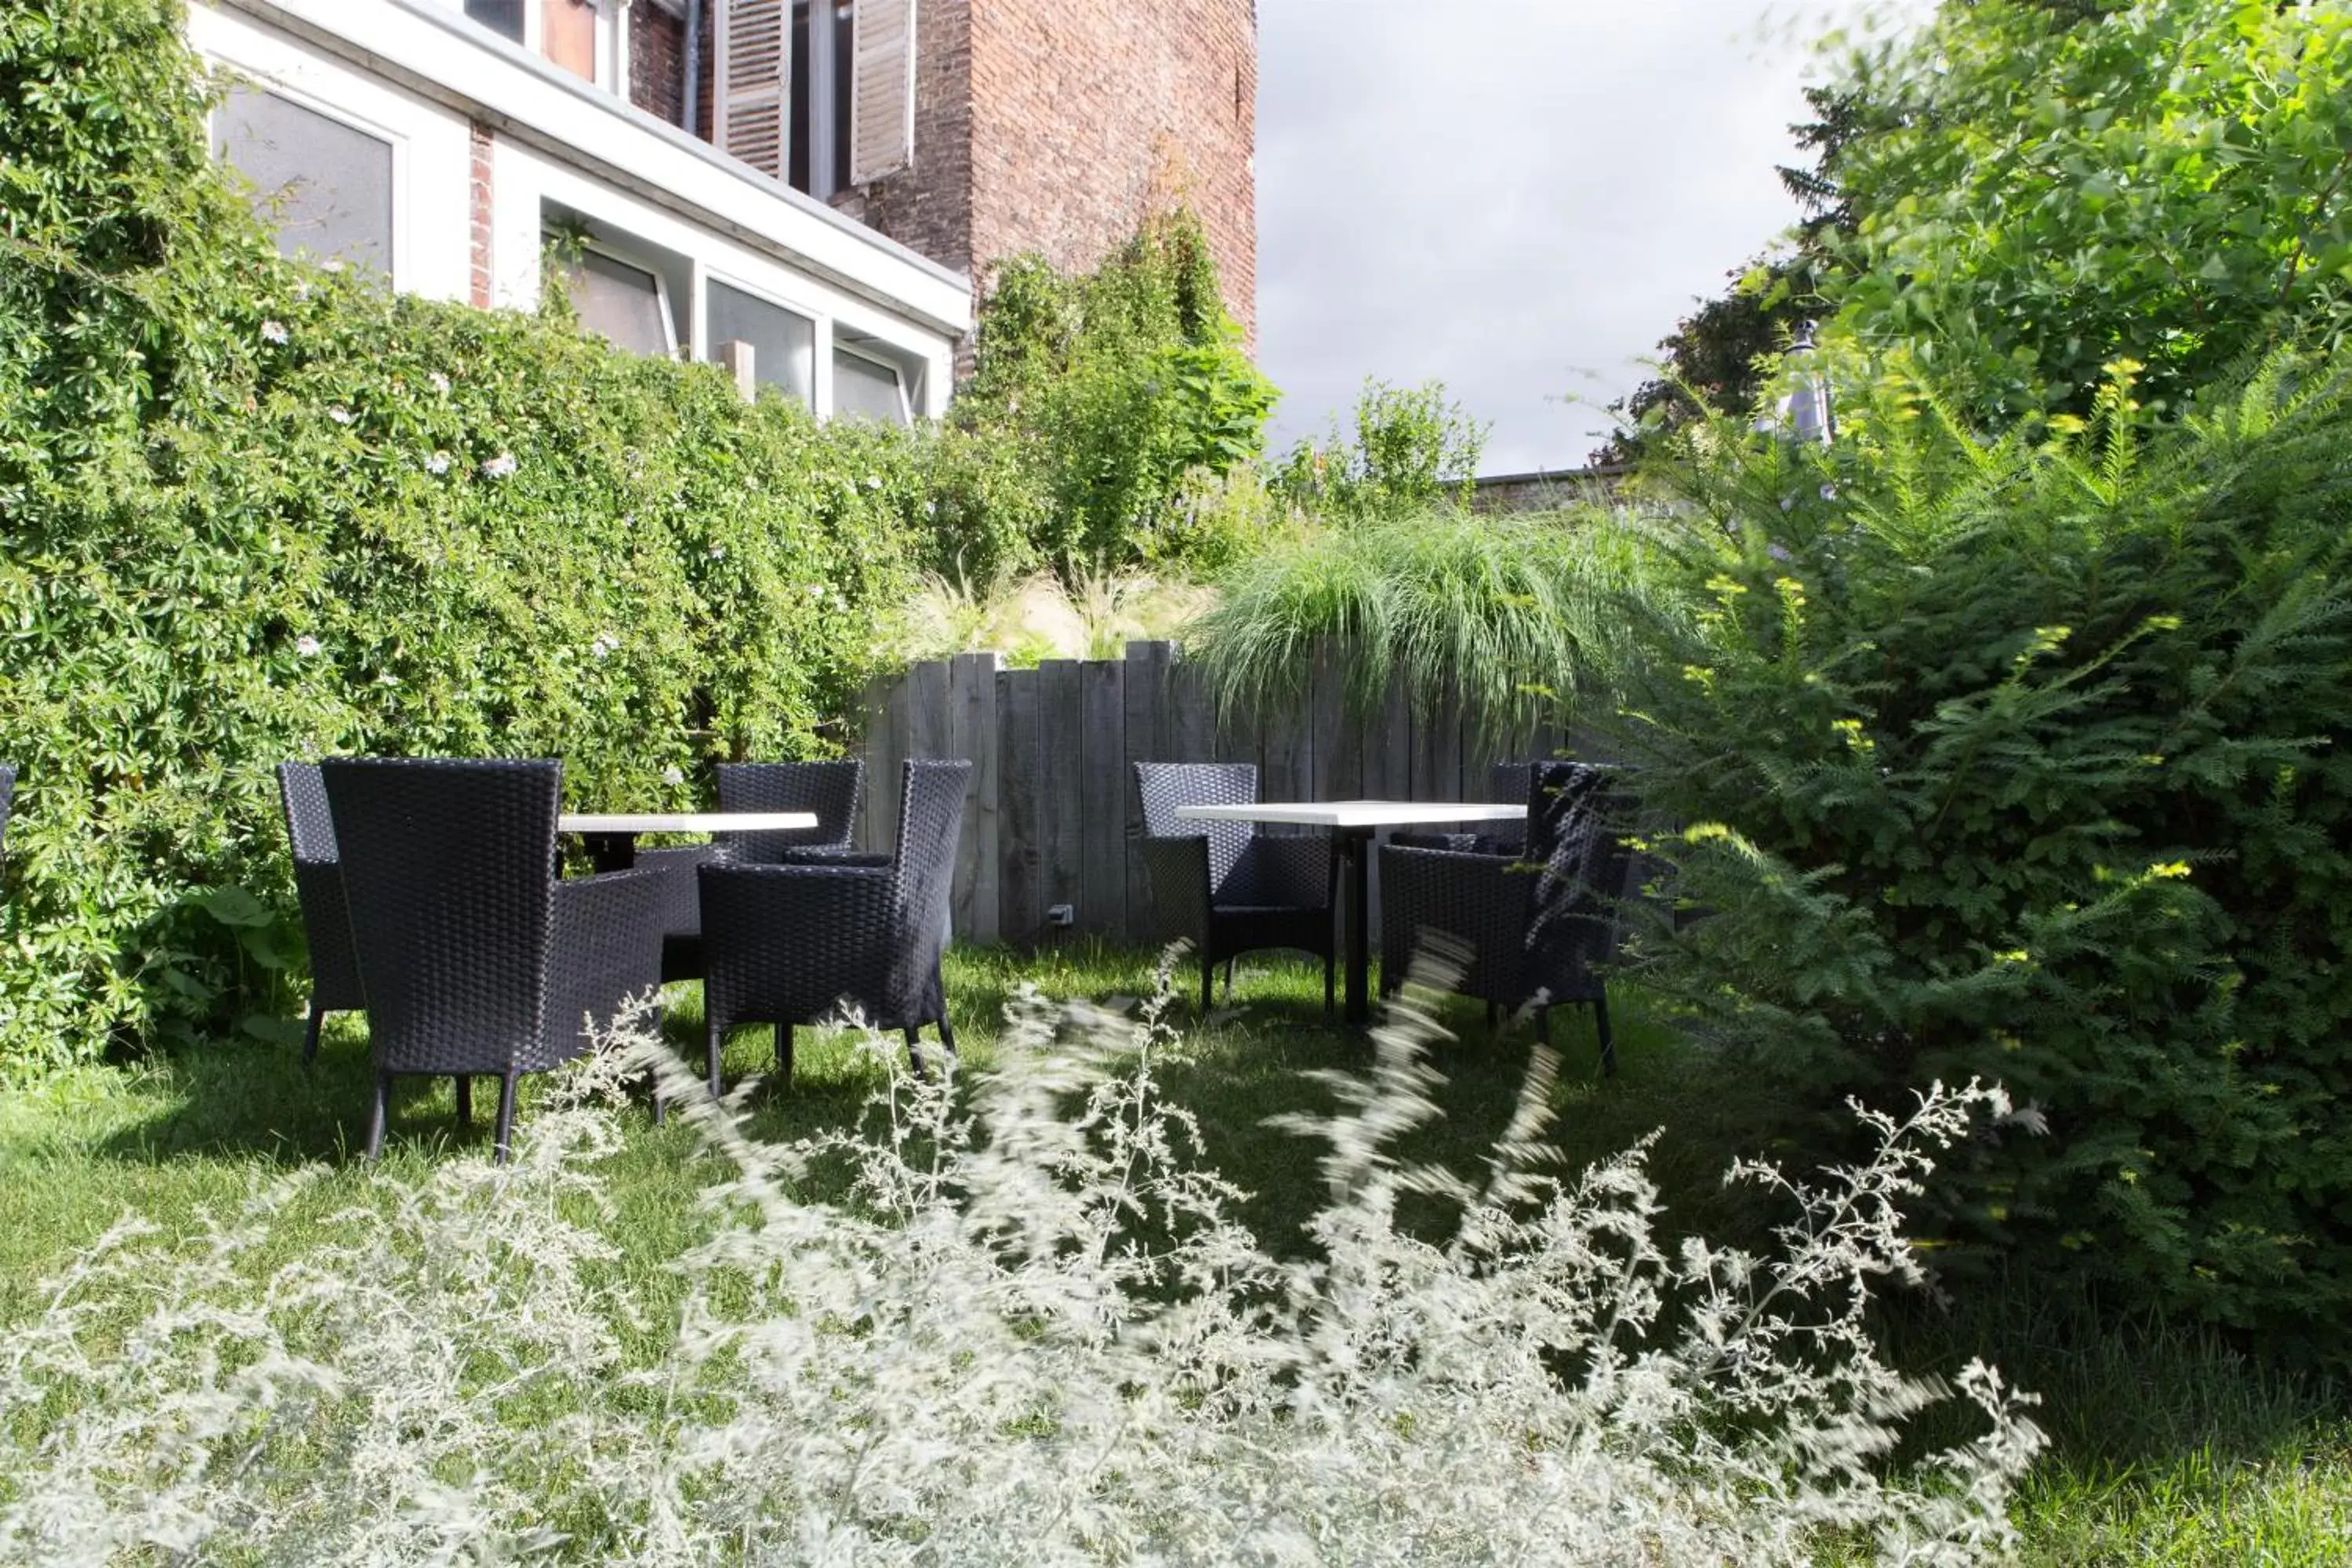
[1255,1,1918,474]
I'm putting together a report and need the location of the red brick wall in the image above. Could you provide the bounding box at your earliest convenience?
[970,0,1257,345]
[630,2,688,130]
[469,121,495,308]
[840,0,1258,347]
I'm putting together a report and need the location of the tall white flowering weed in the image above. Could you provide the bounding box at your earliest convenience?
[0,957,2042,1564]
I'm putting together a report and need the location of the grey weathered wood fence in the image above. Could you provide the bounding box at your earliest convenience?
[855,640,1562,947]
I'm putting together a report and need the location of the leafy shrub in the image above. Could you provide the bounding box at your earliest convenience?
[956,209,1278,574]
[0,0,933,1072]
[0,973,2042,1563]
[1610,352,2352,1348]
[1269,379,1489,524]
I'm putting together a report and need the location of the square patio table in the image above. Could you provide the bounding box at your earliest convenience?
[1172,800,1527,1025]
[558,811,818,873]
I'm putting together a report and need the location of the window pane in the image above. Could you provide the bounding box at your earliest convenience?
[833,347,908,426]
[706,281,815,405]
[465,0,525,44]
[213,88,394,278]
[568,250,671,357]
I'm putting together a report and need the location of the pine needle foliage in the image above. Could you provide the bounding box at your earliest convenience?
[1610,349,2352,1351]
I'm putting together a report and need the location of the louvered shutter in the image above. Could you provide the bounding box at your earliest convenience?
[849,0,916,183]
[713,0,789,179]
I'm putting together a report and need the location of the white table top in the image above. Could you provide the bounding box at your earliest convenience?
[1174,800,1526,829]
[558,811,818,834]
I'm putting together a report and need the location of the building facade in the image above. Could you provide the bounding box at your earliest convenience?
[194,0,1261,419]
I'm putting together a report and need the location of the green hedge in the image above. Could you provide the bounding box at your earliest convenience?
[0,0,938,1073]
[1613,354,2352,1349]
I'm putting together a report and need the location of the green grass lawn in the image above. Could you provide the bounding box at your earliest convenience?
[3,942,2347,1562]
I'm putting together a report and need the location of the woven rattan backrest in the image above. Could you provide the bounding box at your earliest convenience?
[714,759,864,861]
[1524,762,1633,970]
[1135,763,1256,892]
[1488,761,1535,815]
[887,760,972,913]
[322,758,559,1070]
[276,761,339,866]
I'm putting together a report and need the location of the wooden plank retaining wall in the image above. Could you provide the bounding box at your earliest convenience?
[858,641,1559,947]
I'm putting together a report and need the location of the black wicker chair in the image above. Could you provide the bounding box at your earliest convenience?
[699,759,970,1095]
[1391,760,1537,856]
[1134,762,1336,1017]
[638,760,866,984]
[321,758,666,1162]
[1379,761,1635,1071]
[276,762,366,1065]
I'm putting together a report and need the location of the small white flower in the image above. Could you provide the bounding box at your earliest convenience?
[481,452,518,480]
[425,452,451,476]
[430,372,451,395]
[865,475,883,490]
[260,320,289,344]
[291,280,311,302]
[375,672,397,686]
[924,500,938,516]
[294,635,321,657]
[661,764,686,787]
[707,544,727,560]
[328,406,353,426]
[323,259,347,274]
[591,632,619,660]
[807,583,826,600]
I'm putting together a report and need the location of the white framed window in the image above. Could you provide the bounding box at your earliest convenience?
[212,85,399,282]
[705,277,816,405]
[564,244,677,357]
[832,339,911,426]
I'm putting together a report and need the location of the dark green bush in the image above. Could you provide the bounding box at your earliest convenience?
[0,0,931,1073]
[1612,354,2352,1348]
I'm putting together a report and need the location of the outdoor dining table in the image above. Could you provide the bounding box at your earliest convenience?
[558,811,818,873]
[1172,800,1528,1026]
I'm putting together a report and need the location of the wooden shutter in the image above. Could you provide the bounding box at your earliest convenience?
[713,0,790,179]
[849,0,916,184]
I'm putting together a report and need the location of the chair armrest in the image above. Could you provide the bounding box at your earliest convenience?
[1137,835,1214,944]
[543,866,668,1068]
[774,847,894,868]
[632,844,717,940]
[1390,830,1519,855]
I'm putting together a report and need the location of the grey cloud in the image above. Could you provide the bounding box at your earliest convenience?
[1256,1,1889,472]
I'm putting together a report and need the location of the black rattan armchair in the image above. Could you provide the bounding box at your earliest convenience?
[276,762,365,1065]
[699,759,970,1095]
[1391,761,1537,856]
[1379,761,1635,1071]
[321,758,666,1162]
[1134,762,1336,1016]
[638,760,866,983]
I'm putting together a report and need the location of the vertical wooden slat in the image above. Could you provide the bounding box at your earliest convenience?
[1167,652,1217,763]
[1037,659,1084,931]
[997,666,1045,947]
[907,659,951,761]
[947,652,1001,944]
[1309,637,1359,802]
[1261,674,1311,813]
[1078,656,1127,940]
[1413,684,1463,803]
[1121,641,1173,942]
[863,670,913,852]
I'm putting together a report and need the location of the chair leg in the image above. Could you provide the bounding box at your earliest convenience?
[706,1018,726,1098]
[455,1075,471,1127]
[302,1002,325,1067]
[1201,955,1216,1016]
[903,1025,927,1076]
[778,1023,795,1088]
[935,1012,957,1058]
[1535,1007,1551,1047]
[365,1073,390,1160]
[493,1073,519,1166]
[1595,993,1617,1077]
